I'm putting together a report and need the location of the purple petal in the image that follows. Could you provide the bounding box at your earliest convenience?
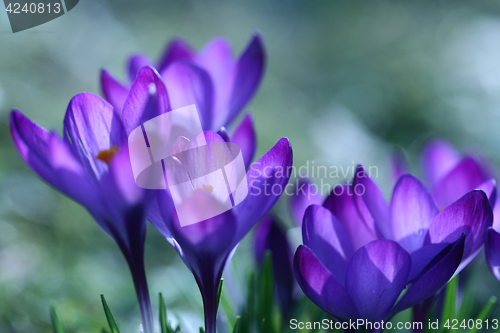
[477,178,497,208]
[157,189,236,268]
[100,69,130,114]
[194,38,235,129]
[231,114,256,170]
[294,245,357,321]
[390,175,439,252]
[226,33,265,126]
[355,165,390,240]
[102,146,148,207]
[158,38,195,73]
[161,61,213,130]
[428,190,493,258]
[195,37,234,88]
[10,110,99,212]
[63,93,127,179]
[486,228,500,281]
[128,54,155,83]
[494,196,500,231]
[345,240,411,322]
[421,139,461,186]
[216,127,230,142]
[302,205,354,286]
[289,178,323,227]
[323,182,378,251]
[121,66,171,135]
[407,242,449,282]
[390,235,464,316]
[432,157,488,208]
[234,138,293,243]
[391,149,410,185]
[147,198,174,238]
[11,110,56,183]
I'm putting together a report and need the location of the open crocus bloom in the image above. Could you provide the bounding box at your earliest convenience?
[10,93,155,333]
[152,133,292,333]
[397,140,500,285]
[294,166,492,331]
[101,33,265,133]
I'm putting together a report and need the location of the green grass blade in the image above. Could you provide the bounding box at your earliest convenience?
[50,303,67,333]
[232,316,241,333]
[469,296,496,333]
[100,294,120,333]
[441,276,458,333]
[159,293,168,333]
[101,328,111,333]
[258,251,275,333]
[217,278,224,316]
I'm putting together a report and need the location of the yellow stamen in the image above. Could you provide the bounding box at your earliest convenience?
[202,184,214,193]
[193,184,214,194]
[96,146,120,165]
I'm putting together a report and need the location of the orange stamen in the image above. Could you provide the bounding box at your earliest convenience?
[96,146,120,165]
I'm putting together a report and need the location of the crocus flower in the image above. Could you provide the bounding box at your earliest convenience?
[254,215,295,317]
[393,139,496,208]
[10,92,155,332]
[294,166,492,331]
[394,140,500,285]
[100,33,265,133]
[152,132,293,333]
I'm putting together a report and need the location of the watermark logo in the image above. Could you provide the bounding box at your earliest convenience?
[128,104,248,227]
[3,0,78,32]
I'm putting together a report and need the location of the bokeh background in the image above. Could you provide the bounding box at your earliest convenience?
[2,0,500,332]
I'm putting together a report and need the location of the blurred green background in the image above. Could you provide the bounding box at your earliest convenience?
[2,0,500,332]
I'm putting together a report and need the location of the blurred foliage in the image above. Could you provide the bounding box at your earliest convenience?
[3,0,500,332]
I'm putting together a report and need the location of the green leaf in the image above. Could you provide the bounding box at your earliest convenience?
[217,278,224,316]
[100,294,120,333]
[101,328,111,333]
[258,251,275,333]
[159,293,168,333]
[441,276,458,333]
[469,296,496,333]
[50,303,67,333]
[199,327,205,333]
[232,316,241,333]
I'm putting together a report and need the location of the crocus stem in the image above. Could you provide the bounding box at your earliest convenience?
[412,298,433,333]
[201,279,219,333]
[129,256,154,333]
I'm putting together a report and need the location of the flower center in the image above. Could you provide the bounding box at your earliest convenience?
[193,184,214,194]
[202,184,214,193]
[96,146,120,165]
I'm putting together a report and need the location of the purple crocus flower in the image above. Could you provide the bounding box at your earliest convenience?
[395,139,500,284]
[294,166,492,331]
[100,33,265,133]
[152,133,293,333]
[420,139,496,208]
[10,92,155,332]
[254,215,295,317]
